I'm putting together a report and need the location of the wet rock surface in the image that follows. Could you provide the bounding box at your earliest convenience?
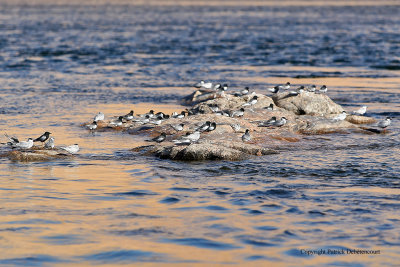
[82,89,378,161]
[2,147,75,162]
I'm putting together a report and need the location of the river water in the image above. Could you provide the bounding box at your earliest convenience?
[0,1,400,266]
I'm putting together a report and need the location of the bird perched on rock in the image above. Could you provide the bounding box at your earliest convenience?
[110,116,124,126]
[33,131,51,143]
[242,129,251,142]
[86,121,97,130]
[258,116,277,127]
[14,138,34,149]
[194,80,213,89]
[274,117,287,127]
[242,96,258,107]
[230,123,241,132]
[171,123,184,131]
[307,85,316,92]
[332,111,347,121]
[148,132,166,143]
[60,144,79,154]
[351,106,367,116]
[231,108,245,117]
[265,103,274,111]
[196,121,211,132]
[94,112,105,122]
[173,131,200,144]
[207,122,217,132]
[123,110,134,121]
[318,85,327,94]
[44,137,55,149]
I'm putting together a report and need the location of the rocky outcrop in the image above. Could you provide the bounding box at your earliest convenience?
[4,149,74,162]
[273,91,344,116]
[79,89,379,161]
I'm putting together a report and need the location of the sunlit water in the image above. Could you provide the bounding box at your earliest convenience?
[1,2,400,266]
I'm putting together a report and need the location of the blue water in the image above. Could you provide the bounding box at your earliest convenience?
[1,2,400,266]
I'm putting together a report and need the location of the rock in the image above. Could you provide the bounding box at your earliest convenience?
[346,115,376,125]
[273,91,344,116]
[298,118,357,134]
[181,89,226,105]
[134,140,278,161]
[5,149,73,162]
[190,93,274,115]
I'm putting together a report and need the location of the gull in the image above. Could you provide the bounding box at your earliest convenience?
[242,129,251,142]
[351,106,367,116]
[44,137,55,149]
[60,144,79,154]
[332,111,347,121]
[94,112,105,122]
[33,131,51,143]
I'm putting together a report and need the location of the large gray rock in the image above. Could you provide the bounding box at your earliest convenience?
[4,149,73,162]
[273,91,344,116]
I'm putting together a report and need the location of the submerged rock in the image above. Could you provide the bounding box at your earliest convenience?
[273,91,344,116]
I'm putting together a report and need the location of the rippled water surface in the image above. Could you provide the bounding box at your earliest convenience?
[1,1,400,266]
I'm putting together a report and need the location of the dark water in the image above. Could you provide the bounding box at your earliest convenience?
[1,2,400,266]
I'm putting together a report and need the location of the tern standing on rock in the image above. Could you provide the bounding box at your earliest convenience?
[332,111,347,121]
[86,121,97,130]
[242,129,251,142]
[94,112,105,122]
[33,131,51,143]
[44,137,55,149]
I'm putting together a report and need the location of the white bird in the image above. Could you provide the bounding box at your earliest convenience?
[86,121,97,130]
[242,96,258,107]
[94,112,105,122]
[123,110,134,121]
[44,137,55,149]
[14,138,34,149]
[242,129,251,142]
[318,85,327,94]
[332,111,347,121]
[60,144,79,154]
[258,116,277,127]
[171,123,184,131]
[377,117,391,129]
[274,117,287,127]
[307,85,316,92]
[110,116,124,126]
[230,124,241,132]
[231,108,245,117]
[194,80,213,89]
[352,106,367,116]
[173,131,200,144]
